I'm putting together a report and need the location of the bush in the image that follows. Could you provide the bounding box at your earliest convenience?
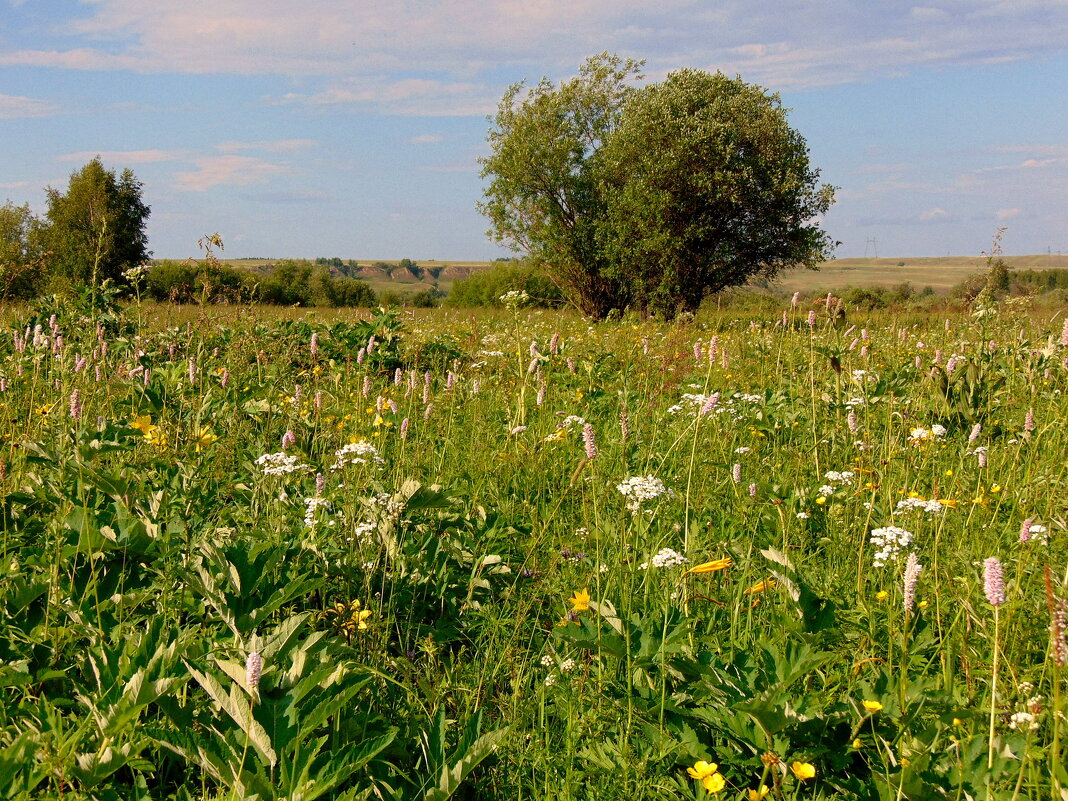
[145,260,258,303]
[445,261,565,308]
[406,288,443,308]
[842,286,888,311]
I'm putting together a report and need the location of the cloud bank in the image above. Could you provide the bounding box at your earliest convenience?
[3,0,1067,103]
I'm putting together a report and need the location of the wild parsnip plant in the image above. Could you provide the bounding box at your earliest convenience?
[0,289,1066,800]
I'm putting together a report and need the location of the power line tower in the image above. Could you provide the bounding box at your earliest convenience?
[864,237,879,259]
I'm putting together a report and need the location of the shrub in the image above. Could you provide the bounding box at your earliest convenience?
[446,261,565,308]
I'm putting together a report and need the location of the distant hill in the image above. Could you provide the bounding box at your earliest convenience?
[172,254,1068,298]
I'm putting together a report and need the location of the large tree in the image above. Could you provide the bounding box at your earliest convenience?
[44,158,151,288]
[479,54,836,319]
[478,53,643,318]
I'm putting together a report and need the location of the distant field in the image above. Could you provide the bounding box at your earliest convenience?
[771,254,1068,294]
[188,254,1068,298]
[200,258,492,297]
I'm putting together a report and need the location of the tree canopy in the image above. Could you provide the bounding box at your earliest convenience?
[479,53,837,319]
[0,200,48,299]
[44,157,151,288]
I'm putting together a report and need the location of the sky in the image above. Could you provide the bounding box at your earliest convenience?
[1,0,1067,261]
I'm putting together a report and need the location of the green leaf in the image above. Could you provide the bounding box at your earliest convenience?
[185,664,277,767]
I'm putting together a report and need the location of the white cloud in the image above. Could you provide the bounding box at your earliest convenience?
[919,207,950,221]
[57,149,187,164]
[996,207,1022,220]
[0,93,62,119]
[410,134,444,144]
[173,155,289,191]
[0,0,1064,96]
[909,6,951,22]
[276,78,494,116]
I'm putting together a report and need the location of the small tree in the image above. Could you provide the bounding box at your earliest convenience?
[0,200,48,299]
[479,54,836,319]
[44,158,151,289]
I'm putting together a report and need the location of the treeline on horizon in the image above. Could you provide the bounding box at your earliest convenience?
[9,244,1068,314]
[141,258,1068,312]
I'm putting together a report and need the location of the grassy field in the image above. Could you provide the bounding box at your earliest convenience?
[773,255,1068,294]
[1,294,1066,800]
[198,255,1068,299]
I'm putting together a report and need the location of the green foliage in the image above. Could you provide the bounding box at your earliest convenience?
[479,53,643,319]
[599,69,836,317]
[446,260,565,308]
[0,201,48,299]
[479,52,835,319]
[408,288,444,308]
[1,294,1067,801]
[43,158,150,289]
[146,260,258,303]
[247,260,378,307]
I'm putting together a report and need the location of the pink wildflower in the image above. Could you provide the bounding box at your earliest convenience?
[983,558,1005,607]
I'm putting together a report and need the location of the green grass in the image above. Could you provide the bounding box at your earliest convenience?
[1,294,1066,800]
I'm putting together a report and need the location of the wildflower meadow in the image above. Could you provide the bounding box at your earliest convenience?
[1,287,1067,800]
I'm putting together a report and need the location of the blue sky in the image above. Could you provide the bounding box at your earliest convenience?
[2,0,1066,260]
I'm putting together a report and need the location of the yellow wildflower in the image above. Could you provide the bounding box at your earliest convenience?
[130,414,157,435]
[686,761,725,793]
[862,700,884,713]
[703,773,725,793]
[568,588,591,613]
[193,426,218,452]
[686,761,718,781]
[747,786,770,800]
[875,590,888,600]
[321,600,372,634]
[790,761,816,780]
[684,557,733,576]
[743,579,776,595]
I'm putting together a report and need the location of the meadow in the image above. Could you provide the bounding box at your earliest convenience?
[1,288,1066,800]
